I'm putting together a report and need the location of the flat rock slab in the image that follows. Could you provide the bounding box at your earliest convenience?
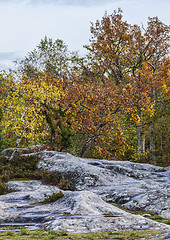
[36,151,170,219]
[0,150,170,235]
[0,181,170,234]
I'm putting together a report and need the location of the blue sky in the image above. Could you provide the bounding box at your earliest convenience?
[0,0,169,70]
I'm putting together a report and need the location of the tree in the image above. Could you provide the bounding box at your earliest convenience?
[15,36,76,79]
[85,9,170,161]
[61,66,128,159]
[14,37,80,150]
[0,74,4,152]
[1,14,168,163]
[143,17,170,162]
[0,72,61,156]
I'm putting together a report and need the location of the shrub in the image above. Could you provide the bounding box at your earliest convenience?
[10,155,41,171]
[0,181,8,195]
[0,154,42,195]
[41,170,73,190]
[41,191,64,204]
[0,154,73,196]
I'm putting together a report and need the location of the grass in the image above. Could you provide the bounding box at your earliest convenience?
[111,203,170,225]
[0,229,164,240]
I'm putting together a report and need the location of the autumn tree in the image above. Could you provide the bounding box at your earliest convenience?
[1,13,168,164]
[0,73,4,151]
[143,17,170,162]
[0,72,61,157]
[14,37,81,150]
[13,35,127,157]
[0,71,16,150]
[150,58,170,165]
[85,9,170,161]
[57,70,127,159]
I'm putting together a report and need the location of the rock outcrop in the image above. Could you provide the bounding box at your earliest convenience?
[36,151,170,219]
[0,150,169,236]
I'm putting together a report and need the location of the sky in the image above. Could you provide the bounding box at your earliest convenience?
[0,0,169,70]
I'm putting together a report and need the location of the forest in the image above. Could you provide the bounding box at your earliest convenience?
[0,9,169,166]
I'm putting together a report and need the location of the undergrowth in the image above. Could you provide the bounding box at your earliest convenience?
[0,154,73,195]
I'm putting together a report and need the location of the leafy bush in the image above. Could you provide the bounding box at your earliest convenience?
[0,155,42,181]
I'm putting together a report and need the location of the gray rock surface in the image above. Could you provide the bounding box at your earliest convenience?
[36,151,170,219]
[0,181,169,234]
[0,150,169,235]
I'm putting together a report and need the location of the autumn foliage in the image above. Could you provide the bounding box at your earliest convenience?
[0,10,169,165]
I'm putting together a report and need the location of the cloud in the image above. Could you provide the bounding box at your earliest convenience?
[0,0,169,71]
[0,52,25,70]
[31,0,120,6]
[0,0,123,7]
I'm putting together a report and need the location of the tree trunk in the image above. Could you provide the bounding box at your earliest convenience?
[136,124,142,153]
[50,128,55,150]
[9,136,22,161]
[142,133,145,153]
[136,109,145,154]
[79,122,107,157]
[43,109,56,149]
[79,141,90,157]
[150,126,156,164]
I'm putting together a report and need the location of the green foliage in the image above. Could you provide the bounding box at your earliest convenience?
[152,99,170,166]
[134,151,150,164]
[0,108,6,153]
[15,36,73,79]
[47,230,68,237]
[19,229,30,235]
[41,191,64,204]
[0,229,163,240]
[59,126,76,151]
[112,203,170,225]
[10,155,41,171]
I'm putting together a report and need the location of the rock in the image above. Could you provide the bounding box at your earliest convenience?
[0,181,169,234]
[0,149,169,235]
[36,152,133,190]
[0,181,60,221]
[163,232,170,239]
[36,151,170,219]
[45,215,167,233]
